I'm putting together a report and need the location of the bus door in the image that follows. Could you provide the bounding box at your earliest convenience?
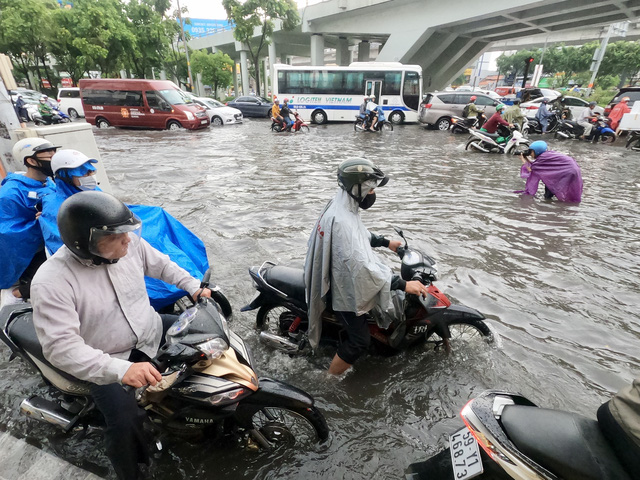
[365,80,382,105]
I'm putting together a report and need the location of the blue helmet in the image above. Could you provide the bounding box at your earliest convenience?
[529,140,548,156]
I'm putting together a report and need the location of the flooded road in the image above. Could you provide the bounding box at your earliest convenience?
[1,119,639,478]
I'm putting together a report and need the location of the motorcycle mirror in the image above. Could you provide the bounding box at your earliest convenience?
[393,226,408,247]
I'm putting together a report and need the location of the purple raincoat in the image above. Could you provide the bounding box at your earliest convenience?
[519,150,583,202]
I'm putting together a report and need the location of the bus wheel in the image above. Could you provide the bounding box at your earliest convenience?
[311,109,327,125]
[96,118,110,129]
[167,120,182,130]
[389,111,404,125]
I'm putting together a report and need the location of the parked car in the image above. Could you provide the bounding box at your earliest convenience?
[520,95,604,118]
[225,96,272,118]
[57,87,84,118]
[604,87,640,115]
[190,96,243,126]
[419,92,500,130]
[518,87,560,103]
[79,79,209,130]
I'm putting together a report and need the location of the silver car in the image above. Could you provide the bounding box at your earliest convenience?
[418,92,500,130]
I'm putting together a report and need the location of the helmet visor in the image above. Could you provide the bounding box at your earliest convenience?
[88,216,142,260]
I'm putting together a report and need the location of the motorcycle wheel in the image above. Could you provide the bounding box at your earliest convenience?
[271,124,282,132]
[299,125,310,133]
[465,138,486,152]
[425,319,494,347]
[256,305,296,333]
[600,132,616,144]
[626,137,640,150]
[250,405,329,448]
[451,126,466,134]
[381,122,393,132]
[60,117,71,123]
[354,120,365,132]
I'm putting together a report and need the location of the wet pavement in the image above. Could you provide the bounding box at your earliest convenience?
[1,118,639,478]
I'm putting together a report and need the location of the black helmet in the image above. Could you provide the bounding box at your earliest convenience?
[512,98,521,105]
[58,191,141,264]
[337,158,388,202]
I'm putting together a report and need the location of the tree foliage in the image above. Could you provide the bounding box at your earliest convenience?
[191,50,234,96]
[222,0,299,96]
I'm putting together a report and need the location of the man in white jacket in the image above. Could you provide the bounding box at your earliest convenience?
[304,159,428,375]
[31,191,212,480]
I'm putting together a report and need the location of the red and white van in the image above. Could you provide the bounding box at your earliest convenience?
[79,79,210,130]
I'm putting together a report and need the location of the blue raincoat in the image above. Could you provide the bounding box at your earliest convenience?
[40,181,209,309]
[0,173,54,289]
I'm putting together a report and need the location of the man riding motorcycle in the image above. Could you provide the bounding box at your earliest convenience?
[304,159,428,375]
[481,104,513,134]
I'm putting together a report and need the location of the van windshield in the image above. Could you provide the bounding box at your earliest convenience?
[159,89,193,106]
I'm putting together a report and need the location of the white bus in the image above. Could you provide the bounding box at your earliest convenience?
[273,62,422,125]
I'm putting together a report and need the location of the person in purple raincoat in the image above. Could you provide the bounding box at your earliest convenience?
[519,140,583,202]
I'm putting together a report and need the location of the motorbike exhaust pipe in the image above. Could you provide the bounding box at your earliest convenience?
[258,331,303,355]
[558,131,569,138]
[20,396,75,430]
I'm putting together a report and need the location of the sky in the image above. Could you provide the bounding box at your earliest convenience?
[173,0,227,19]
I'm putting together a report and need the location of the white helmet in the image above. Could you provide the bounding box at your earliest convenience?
[369,95,376,101]
[12,138,60,165]
[51,149,97,175]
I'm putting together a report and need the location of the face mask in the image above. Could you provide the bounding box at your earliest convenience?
[31,159,54,177]
[359,192,376,210]
[78,175,98,191]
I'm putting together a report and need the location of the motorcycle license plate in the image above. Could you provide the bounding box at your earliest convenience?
[449,427,483,479]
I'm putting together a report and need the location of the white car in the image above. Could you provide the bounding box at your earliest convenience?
[520,95,604,119]
[191,96,243,126]
[57,87,85,118]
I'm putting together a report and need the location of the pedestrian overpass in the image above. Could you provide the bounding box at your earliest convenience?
[189,0,640,93]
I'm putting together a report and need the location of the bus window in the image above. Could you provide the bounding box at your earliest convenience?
[403,71,420,110]
[382,72,402,96]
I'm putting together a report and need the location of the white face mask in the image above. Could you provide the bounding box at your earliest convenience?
[78,175,98,191]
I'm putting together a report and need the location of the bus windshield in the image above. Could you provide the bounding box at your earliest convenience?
[159,89,194,106]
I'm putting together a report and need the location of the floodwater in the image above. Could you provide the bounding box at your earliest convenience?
[1,119,639,479]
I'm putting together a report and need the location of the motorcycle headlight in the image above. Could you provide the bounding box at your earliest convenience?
[196,337,229,360]
[208,387,249,406]
[166,307,197,344]
[185,111,195,120]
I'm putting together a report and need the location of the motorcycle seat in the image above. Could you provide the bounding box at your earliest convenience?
[501,405,631,480]
[7,310,87,388]
[480,131,500,139]
[263,266,306,303]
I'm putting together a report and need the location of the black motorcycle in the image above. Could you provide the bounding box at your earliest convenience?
[555,116,616,143]
[406,390,633,480]
[354,114,394,132]
[625,130,640,150]
[0,271,328,452]
[451,113,486,134]
[522,112,560,135]
[242,227,493,356]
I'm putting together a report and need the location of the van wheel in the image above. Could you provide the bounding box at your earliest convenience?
[211,116,223,126]
[389,111,404,125]
[68,108,79,119]
[96,118,110,129]
[167,120,182,131]
[311,109,327,125]
[436,117,451,130]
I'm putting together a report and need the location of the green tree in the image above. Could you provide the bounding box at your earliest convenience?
[222,0,299,96]
[0,0,58,89]
[496,49,538,81]
[599,40,640,87]
[190,50,234,97]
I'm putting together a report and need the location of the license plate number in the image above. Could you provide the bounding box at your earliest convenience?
[449,427,483,479]
[201,119,208,124]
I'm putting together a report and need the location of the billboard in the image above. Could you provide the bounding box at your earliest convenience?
[182,18,230,38]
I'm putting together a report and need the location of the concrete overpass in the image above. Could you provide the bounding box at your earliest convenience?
[189,0,640,93]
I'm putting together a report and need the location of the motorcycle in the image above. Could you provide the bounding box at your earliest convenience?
[465,125,531,155]
[451,113,487,134]
[354,111,394,132]
[241,227,493,356]
[405,389,633,480]
[625,130,640,150]
[32,108,71,126]
[271,111,310,133]
[522,112,560,135]
[555,116,616,143]
[0,270,329,452]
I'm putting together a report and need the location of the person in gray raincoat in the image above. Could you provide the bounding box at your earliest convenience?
[304,158,429,375]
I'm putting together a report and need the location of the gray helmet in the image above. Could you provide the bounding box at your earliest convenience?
[589,101,597,108]
[58,191,141,264]
[337,158,388,202]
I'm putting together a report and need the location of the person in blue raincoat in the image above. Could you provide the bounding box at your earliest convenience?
[0,138,59,306]
[42,149,209,310]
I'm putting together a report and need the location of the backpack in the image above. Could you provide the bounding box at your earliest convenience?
[463,104,471,117]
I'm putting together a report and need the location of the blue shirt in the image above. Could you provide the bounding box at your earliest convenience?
[0,173,54,288]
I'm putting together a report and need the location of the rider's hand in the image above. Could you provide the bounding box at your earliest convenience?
[388,240,402,252]
[405,280,430,298]
[192,287,212,301]
[122,362,162,388]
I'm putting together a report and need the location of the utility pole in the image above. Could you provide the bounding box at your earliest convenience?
[176,0,194,92]
[587,22,628,95]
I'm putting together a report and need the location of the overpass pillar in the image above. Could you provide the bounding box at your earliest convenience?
[239,49,250,95]
[358,40,370,62]
[232,60,239,97]
[311,34,325,66]
[336,37,350,66]
[268,42,277,95]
